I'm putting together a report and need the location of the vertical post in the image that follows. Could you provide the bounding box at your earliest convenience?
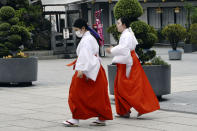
[56,14,59,32]
[58,14,61,32]
[65,5,69,28]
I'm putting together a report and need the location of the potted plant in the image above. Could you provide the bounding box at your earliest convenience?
[184,7,197,52]
[0,6,38,86]
[184,31,193,53]
[107,0,171,98]
[183,3,194,53]
[162,24,187,60]
[190,23,197,51]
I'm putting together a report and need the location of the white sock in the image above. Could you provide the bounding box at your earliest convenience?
[97,119,105,123]
[68,119,79,124]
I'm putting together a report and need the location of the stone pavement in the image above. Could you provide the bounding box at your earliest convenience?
[0,47,197,131]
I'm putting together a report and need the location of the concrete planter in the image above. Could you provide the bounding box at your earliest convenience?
[168,50,182,60]
[107,64,171,98]
[143,65,171,98]
[193,44,197,51]
[184,44,193,53]
[0,57,38,85]
[107,64,117,95]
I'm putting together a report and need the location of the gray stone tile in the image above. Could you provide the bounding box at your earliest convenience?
[40,125,100,131]
[7,118,58,129]
[88,123,161,131]
[0,114,25,122]
[0,107,36,115]
[148,123,197,131]
[20,112,68,122]
[156,116,197,126]
[0,126,38,131]
[30,106,69,115]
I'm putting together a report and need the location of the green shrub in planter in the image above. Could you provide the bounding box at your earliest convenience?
[0,6,30,58]
[19,26,30,41]
[130,21,157,63]
[114,0,143,22]
[143,33,157,49]
[190,23,197,45]
[184,31,191,44]
[130,21,157,47]
[0,22,11,31]
[148,25,157,36]
[130,21,149,36]
[2,0,51,51]
[136,48,156,64]
[151,56,169,66]
[8,17,19,25]
[137,39,143,45]
[0,31,8,37]
[10,25,21,34]
[0,6,15,20]
[0,43,9,57]
[4,42,15,51]
[8,34,22,45]
[162,24,187,50]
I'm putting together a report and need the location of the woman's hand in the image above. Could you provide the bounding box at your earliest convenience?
[106,46,113,54]
[77,71,83,78]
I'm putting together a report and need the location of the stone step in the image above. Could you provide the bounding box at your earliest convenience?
[24,50,65,60]
[37,54,66,60]
[24,50,54,57]
[24,50,77,60]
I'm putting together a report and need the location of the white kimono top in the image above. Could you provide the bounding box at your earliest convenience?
[75,31,100,81]
[111,27,138,78]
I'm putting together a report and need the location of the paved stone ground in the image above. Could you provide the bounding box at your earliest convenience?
[0,47,197,131]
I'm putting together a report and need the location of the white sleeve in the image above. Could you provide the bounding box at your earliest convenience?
[111,35,130,56]
[111,33,133,65]
[75,45,91,72]
[111,44,129,56]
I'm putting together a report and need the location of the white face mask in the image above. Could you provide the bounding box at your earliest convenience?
[75,30,83,38]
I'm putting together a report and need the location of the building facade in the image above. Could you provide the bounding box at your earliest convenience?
[62,0,197,45]
[40,0,197,52]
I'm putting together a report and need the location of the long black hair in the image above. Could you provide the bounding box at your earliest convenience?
[120,17,130,28]
[73,18,101,40]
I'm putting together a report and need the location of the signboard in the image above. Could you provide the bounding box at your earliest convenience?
[94,9,104,46]
[63,28,69,39]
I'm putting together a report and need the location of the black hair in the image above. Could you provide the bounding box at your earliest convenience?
[73,18,88,29]
[73,18,101,52]
[120,17,130,28]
